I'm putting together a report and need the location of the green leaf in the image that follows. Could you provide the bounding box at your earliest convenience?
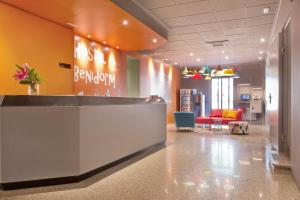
[19,80,32,85]
[15,64,23,70]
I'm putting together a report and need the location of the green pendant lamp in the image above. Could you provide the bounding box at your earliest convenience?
[202,66,211,75]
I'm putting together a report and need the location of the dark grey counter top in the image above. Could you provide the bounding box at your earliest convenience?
[0,95,166,106]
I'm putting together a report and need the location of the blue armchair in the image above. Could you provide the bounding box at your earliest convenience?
[173,112,195,129]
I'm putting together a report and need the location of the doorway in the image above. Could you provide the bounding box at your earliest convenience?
[279,21,291,155]
[211,78,234,109]
[126,56,140,97]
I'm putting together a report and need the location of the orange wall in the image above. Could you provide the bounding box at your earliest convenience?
[0,3,179,123]
[0,3,74,95]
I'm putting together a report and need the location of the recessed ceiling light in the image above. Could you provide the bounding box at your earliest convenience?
[258,56,262,60]
[74,36,80,41]
[174,62,178,65]
[260,38,266,43]
[221,50,225,54]
[116,46,119,49]
[263,7,270,14]
[259,50,264,55]
[152,38,158,43]
[189,52,194,56]
[87,35,91,38]
[122,20,128,26]
[66,22,78,28]
[197,58,200,62]
[103,41,106,44]
[225,56,229,60]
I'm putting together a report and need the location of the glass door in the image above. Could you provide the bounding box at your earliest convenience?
[212,78,233,109]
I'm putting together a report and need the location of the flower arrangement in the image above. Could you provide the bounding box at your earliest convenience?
[13,63,42,94]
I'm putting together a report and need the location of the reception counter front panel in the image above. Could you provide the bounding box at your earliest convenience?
[0,96,167,189]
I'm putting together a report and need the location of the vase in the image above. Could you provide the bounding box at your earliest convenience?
[28,83,39,95]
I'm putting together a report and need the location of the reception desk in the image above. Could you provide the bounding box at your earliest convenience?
[0,95,167,190]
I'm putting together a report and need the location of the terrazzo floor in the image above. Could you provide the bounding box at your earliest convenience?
[0,125,299,200]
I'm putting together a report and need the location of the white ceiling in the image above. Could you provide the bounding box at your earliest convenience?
[135,0,279,66]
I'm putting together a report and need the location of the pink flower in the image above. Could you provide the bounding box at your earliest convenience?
[22,63,30,71]
[14,63,29,80]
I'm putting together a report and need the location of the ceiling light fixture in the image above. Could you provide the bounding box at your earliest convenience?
[225,56,229,60]
[74,36,80,41]
[174,62,178,65]
[189,52,194,56]
[263,7,270,14]
[259,50,264,55]
[185,69,195,77]
[152,38,157,43]
[260,38,266,43]
[182,66,188,75]
[202,66,211,75]
[258,56,262,60]
[87,35,91,38]
[205,75,212,80]
[223,69,235,75]
[222,50,225,54]
[66,22,78,28]
[192,73,202,80]
[197,58,200,62]
[122,20,128,26]
[103,41,107,45]
[116,46,120,49]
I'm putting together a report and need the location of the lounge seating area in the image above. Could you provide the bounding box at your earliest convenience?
[196,109,244,126]
[173,112,195,130]
[174,109,245,131]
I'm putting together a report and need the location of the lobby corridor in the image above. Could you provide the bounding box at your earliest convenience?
[0,126,299,200]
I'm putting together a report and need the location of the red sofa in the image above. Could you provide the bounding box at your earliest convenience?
[196,109,244,125]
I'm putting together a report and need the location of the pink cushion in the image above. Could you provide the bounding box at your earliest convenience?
[209,109,223,117]
[235,109,244,121]
[196,109,244,125]
[220,118,239,125]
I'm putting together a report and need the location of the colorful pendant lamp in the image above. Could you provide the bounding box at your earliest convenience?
[213,65,223,76]
[202,66,211,75]
[182,66,188,75]
[205,75,212,80]
[192,73,202,80]
[232,66,240,72]
[232,66,240,78]
[215,65,223,73]
[185,69,195,77]
[223,68,235,75]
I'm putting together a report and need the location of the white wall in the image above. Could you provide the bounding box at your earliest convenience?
[289,0,300,188]
[267,0,300,188]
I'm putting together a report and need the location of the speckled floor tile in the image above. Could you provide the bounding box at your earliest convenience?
[0,125,299,200]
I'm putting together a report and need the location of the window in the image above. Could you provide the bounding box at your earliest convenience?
[212,78,233,109]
